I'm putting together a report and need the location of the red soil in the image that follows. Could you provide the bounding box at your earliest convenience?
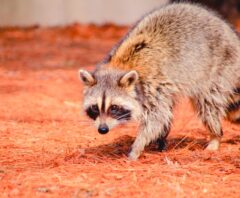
[0,24,239,198]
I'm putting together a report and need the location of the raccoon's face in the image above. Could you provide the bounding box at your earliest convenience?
[79,69,142,134]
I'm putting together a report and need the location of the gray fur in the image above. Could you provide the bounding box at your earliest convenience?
[80,3,240,160]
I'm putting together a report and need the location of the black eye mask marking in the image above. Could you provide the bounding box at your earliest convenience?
[86,105,99,120]
[108,105,131,120]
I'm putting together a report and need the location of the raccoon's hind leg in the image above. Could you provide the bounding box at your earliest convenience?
[191,93,226,151]
[226,87,240,123]
[128,94,173,160]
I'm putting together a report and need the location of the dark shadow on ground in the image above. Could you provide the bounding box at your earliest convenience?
[64,134,240,164]
[64,135,215,162]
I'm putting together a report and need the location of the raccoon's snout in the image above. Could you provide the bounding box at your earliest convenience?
[98,123,109,134]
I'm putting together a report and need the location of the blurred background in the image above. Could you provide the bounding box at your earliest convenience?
[0,0,240,27]
[0,0,169,26]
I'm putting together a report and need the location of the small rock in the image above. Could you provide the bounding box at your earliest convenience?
[36,187,51,193]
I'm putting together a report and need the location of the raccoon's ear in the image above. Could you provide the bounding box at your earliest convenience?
[119,70,139,87]
[78,69,96,86]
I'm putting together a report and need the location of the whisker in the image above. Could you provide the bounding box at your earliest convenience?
[116,112,131,120]
[117,112,131,118]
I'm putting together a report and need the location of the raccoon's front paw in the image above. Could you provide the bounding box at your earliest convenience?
[128,151,140,161]
[156,138,167,152]
[206,138,220,151]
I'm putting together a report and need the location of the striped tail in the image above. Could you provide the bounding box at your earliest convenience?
[226,87,240,123]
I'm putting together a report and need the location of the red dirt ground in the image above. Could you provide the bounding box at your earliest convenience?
[0,24,240,198]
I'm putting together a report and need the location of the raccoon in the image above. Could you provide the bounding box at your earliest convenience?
[79,3,240,160]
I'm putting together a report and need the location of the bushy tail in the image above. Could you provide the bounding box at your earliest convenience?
[226,87,240,123]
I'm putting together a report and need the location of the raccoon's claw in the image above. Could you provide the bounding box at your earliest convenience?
[156,138,167,152]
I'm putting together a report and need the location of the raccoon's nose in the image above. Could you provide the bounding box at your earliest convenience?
[98,124,109,134]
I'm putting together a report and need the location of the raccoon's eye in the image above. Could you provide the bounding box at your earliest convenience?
[86,105,99,120]
[91,105,99,113]
[108,105,131,120]
[109,105,119,114]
